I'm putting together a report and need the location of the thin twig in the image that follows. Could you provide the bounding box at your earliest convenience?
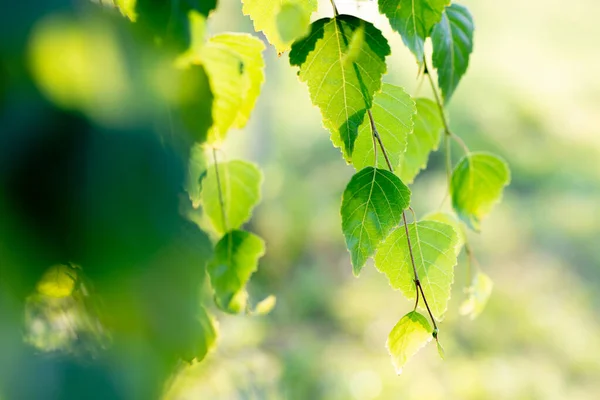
[329,0,339,16]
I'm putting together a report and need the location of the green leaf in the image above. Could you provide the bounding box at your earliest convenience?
[185,143,207,208]
[397,98,443,183]
[200,33,265,144]
[290,16,391,160]
[251,294,277,316]
[341,167,411,275]
[375,220,459,319]
[177,65,214,143]
[352,83,416,171]
[208,230,265,313]
[243,0,317,54]
[460,271,493,320]
[201,160,262,234]
[182,306,218,363]
[378,0,449,61]
[36,264,77,298]
[436,339,446,359]
[431,3,474,103]
[387,311,432,374]
[423,211,466,254]
[450,152,511,231]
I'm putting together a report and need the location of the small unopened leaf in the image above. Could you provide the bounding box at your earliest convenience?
[341,167,411,275]
[290,16,390,160]
[387,311,432,374]
[432,3,474,102]
[36,264,77,298]
[397,98,443,183]
[252,295,277,316]
[379,0,449,61]
[375,220,459,319]
[460,271,493,320]
[436,339,446,359]
[208,230,265,313]
[352,83,416,172]
[451,152,510,231]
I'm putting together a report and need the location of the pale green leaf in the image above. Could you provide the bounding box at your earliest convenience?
[352,83,416,171]
[451,152,511,231]
[36,264,78,298]
[243,0,317,54]
[201,160,262,234]
[341,167,411,275]
[387,311,432,374]
[423,211,466,253]
[200,33,265,144]
[182,305,218,362]
[436,339,446,359]
[375,220,459,319]
[460,271,493,320]
[432,3,474,103]
[397,98,443,183]
[290,16,391,160]
[208,230,265,313]
[251,294,277,316]
[378,0,449,61]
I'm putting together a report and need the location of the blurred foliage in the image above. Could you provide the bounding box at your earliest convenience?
[2,0,600,399]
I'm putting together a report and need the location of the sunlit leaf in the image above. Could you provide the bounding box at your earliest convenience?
[251,295,277,316]
[397,98,443,183]
[423,211,466,254]
[341,167,411,275]
[201,160,262,234]
[36,264,77,298]
[460,271,493,320]
[208,230,266,313]
[387,311,432,374]
[378,0,449,61]
[243,0,317,54]
[436,339,446,359]
[375,220,459,319]
[290,16,390,160]
[352,83,416,171]
[432,3,474,102]
[451,152,510,231]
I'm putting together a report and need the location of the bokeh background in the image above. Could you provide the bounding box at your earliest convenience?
[2,0,600,399]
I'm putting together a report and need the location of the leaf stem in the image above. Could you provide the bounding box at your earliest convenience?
[329,0,339,17]
[212,147,229,232]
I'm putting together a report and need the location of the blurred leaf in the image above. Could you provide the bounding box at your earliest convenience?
[341,167,411,275]
[182,306,218,363]
[387,311,432,374]
[290,16,390,160]
[200,33,265,144]
[436,339,446,359]
[36,264,77,298]
[243,0,317,54]
[177,65,214,143]
[397,98,443,183]
[116,0,137,21]
[352,83,416,171]
[378,0,449,61]
[251,295,277,316]
[451,152,511,231]
[460,271,493,320]
[201,160,263,234]
[432,3,474,103]
[423,211,466,254]
[186,143,208,208]
[375,220,459,319]
[208,230,265,313]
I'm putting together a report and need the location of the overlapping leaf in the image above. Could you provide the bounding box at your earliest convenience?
[290,16,390,159]
[397,98,444,183]
[243,0,317,54]
[352,83,416,171]
[200,33,265,143]
[378,0,449,61]
[460,271,493,320]
[181,305,218,362]
[341,167,411,275]
[451,152,510,231]
[387,311,433,374]
[207,230,265,313]
[177,64,214,143]
[201,160,262,234]
[423,211,466,253]
[375,220,459,319]
[432,3,474,102]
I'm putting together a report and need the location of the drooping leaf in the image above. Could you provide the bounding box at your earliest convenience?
[243,0,317,54]
[36,264,78,298]
[378,0,449,61]
[450,152,511,231]
[397,98,443,183]
[375,220,459,319]
[208,230,265,313]
[200,33,265,144]
[352,83,416,171]
[181,305,218,363]
[460,271,493,320]
[177,64,214,143]
[341,167,411,275]
[436,339,446,359]
[387,311,433,374]
[423,211,466,254]
[432,3,474,102]
[290,16,391,160]
[201,160,262,234]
